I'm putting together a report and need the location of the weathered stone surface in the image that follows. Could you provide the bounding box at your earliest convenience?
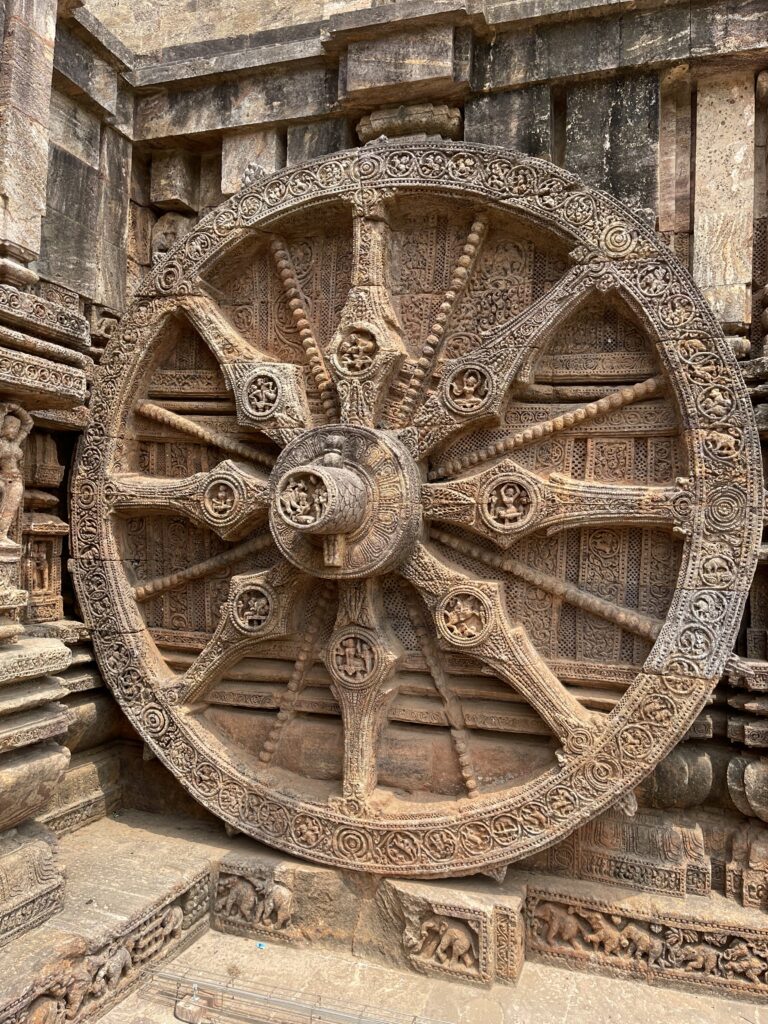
[564,73,659,215]
[0,825,64,948]
[134,67,337,140]
[692,72,755,326]
[221,128,283,195]
[287,119,353,164]
[464,88,550,156]
[150,149,199,213]
[344,27,456,103]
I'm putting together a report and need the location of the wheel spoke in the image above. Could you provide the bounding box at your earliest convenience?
[269,237,337,421]
[176,290,312,442]
[135,400,276,469]
[109,460,270,540]
[399,543,603,756]
[407,264,600,459]
[178,562,307,705]
[327,193,407,427]
[324,578,403,811]
[396,212,489,425]
[404,589,480,798]
[422,460,691,549]
[257,581,335,766]
[134,535,273,603]
[432,528,663,642]
[429,375,664,480]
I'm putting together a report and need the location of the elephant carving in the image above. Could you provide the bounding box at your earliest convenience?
[260,880,294,930]
[216,875,263,920]
[534,902,587,950]
[417,915,479,971]
[216,873,294,931]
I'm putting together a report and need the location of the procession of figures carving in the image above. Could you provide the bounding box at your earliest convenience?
[528,896,768,993]
[71,142,763,875]
[8,876,208,1024]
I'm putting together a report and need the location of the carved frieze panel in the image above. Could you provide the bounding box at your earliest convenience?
[72,142,763,876]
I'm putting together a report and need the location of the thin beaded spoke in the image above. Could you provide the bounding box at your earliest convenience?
[269,236,338,421]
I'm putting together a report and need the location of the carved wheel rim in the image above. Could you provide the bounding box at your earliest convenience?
[72,142,763,876]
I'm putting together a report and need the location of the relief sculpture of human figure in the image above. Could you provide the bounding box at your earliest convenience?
[0,403,32,552]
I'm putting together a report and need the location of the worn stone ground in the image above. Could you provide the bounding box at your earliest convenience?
[101,928,766,1024]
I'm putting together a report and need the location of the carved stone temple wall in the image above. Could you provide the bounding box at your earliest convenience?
[1,0,768,1018]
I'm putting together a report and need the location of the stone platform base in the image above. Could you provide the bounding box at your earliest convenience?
[2,811,768,1024]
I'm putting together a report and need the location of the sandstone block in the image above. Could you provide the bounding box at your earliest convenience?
[221,128,283,195]
[150,150,200,213]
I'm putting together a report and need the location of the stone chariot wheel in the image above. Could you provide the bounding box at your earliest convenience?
[72,142,762,877]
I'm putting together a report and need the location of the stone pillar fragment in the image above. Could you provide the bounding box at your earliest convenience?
[658,67,692,266]
[0,0,58,283]
[693,72,755,328]
[150,149,200,213]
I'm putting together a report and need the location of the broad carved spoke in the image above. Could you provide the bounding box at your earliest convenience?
[400,544,604,756]
[176,290,311,442]
[108,460,270,540]
[326,195,407,427]
[324,579,403,812]
[408,264,600,459]
[422,460,691,549]
[178,562,307,705]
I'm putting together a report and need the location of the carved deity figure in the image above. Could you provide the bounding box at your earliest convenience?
[279,474,327,525]
[333,635,374,684]
[236,590,271,630]
[338,328,377,373]
[247,374,279,414]
[442,594,485,640]
[487,481,530,526]
[0,403,32,551]
[209,484,235,516]
[449,369,488,411]
[29,540,49,592]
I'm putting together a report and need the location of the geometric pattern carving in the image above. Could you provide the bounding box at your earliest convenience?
[71,142,763,876]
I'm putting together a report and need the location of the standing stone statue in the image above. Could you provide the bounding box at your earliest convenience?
[0,403,32,552]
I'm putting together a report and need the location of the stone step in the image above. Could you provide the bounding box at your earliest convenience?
[0,812,233,1024]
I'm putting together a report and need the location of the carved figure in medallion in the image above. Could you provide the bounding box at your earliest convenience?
[485,480,532,528]
[245,373,279,416]
[441,593,488,641]
[279,473,327,526]
[332,634,375,684]
[205,482,236,518]
[337,327,378,373]
[446,367,490,412]
[234,588,271,632]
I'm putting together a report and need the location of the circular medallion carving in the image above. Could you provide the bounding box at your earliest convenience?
[72,143,762,877]
[233,586,273,633]
[242,371,281,419]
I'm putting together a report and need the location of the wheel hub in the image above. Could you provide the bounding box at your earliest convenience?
[269,425,421,579]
